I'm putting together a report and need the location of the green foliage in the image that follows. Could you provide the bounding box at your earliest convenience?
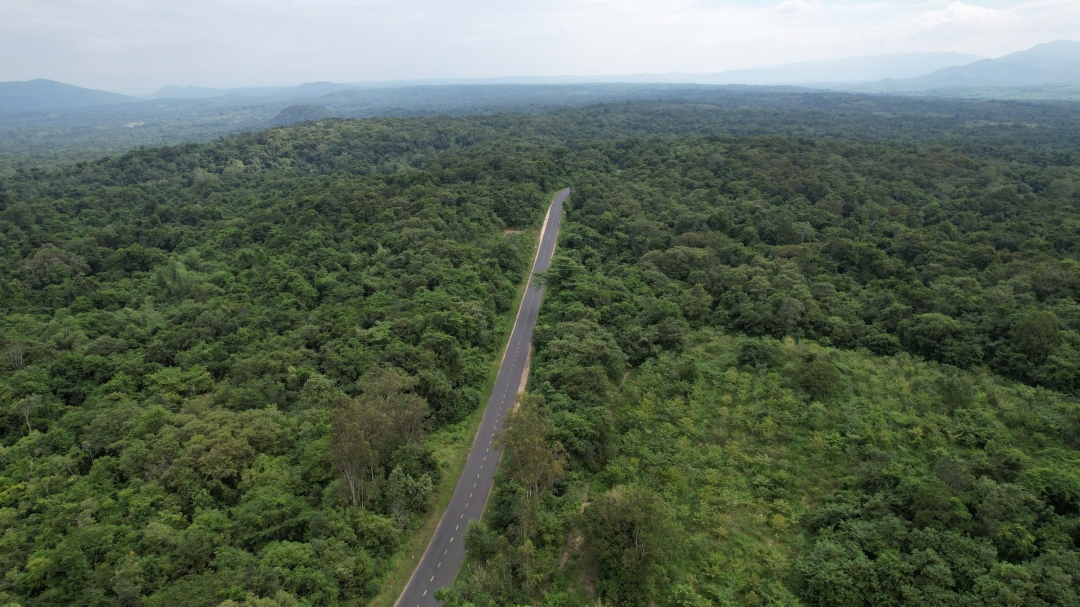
[386,465,434,530]
[463,520,503,563]
[446,115,1080,605]
[585,484,682,605]
[496,395,566,503]
[558,136,1080,393]
[8,85,1080,176]
[795,355,846,401]
[7,92,1080,606]
[737,338,785,370]
[0,118,550,604]
[580,334,1079,605]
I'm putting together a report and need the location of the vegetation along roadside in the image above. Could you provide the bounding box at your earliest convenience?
[2,96,1080,605]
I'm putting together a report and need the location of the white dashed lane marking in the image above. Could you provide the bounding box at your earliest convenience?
[397,194,566,605]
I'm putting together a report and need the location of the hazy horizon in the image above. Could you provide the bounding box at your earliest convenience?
[3,0,1080,95]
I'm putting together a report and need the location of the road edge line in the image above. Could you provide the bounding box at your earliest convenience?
[391,189,565,607]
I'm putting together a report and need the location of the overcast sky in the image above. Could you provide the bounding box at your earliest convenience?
[2,0,1078,94]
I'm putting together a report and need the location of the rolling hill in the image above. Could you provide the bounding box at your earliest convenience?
[0,79,138,112]
[690,51,982,85]
[851,40,1080,93]
[147,81,360,100]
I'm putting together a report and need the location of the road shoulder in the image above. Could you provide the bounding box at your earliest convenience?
[368,198,556,607]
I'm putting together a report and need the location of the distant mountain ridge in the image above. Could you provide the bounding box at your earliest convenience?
[853,40,1080,92]
[148,82,360,100]
[5,42,1079,114]
[268,103,335,127]
[688,52,983,85]
[142,52,982,97]
[0,79,138,112]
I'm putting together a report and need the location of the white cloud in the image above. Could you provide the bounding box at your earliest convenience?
[911,1,1022,49]
[915,1,1012,29]
[0,0,1077,93]
[773,0,824,14]
[904,0,1080,55]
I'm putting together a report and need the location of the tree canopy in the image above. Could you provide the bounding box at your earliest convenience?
[4,94,1080,606]
[0,118,554,605]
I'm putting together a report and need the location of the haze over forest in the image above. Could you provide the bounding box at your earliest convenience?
[4,0,1080,93]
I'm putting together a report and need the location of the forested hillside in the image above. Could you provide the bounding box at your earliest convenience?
[556,137,1080,391]
[6,85,1080,176]
[432,118,1080,605]
[3,99,1080,606]
[453,333,1080,606]
[0,122,555,605]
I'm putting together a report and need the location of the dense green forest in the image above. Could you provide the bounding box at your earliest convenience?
[3,96,1080,606]
[433,112,1080,605]
[6,84,1080,175]
[556,136,1080,391]
[0,123,555,605]
[451,334,1080,606]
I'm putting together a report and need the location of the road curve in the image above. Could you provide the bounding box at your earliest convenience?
[395,188,570,607]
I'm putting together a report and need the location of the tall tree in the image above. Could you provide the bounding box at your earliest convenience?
[330,396,374,507]
[330,367,430,508]
[496,393,566,540]
[586,484,681,606]
[496,393,566,503]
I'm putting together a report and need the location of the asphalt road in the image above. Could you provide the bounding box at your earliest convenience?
[395,188,570,607]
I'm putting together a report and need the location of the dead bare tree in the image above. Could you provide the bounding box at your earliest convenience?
[331,396,375,507]
[329,367,430,508]
[3,341,25,371]
[11,395,41,434]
